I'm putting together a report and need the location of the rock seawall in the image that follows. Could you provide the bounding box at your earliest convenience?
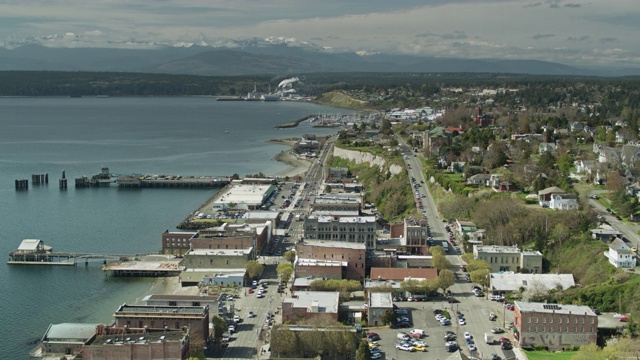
[333,147,403,175]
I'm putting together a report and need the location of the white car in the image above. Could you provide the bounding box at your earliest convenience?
[247,311,255,318]
[469,344,477,351]
[458,318,466,325]
[233,315,241,323]
[256,293,264,298]
[464,332,472,340]
[395,344,415,352]
[371,352,383,360]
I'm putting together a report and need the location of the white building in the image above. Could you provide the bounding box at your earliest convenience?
[490,273,575,294]
[604,238,636,268]
[549,193,579,210]
[211,183,276,211]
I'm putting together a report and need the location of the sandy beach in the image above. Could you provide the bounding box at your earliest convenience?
[268,138,313,178]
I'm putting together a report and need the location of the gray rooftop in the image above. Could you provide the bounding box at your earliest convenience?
[490,273,575,292]
[284,291,340,314]
[43,323,98,342]
[115,304,208,316]
[317,215,376,224]
[369,292,393,308]
[515,301,596,316]
[299,239,366,250]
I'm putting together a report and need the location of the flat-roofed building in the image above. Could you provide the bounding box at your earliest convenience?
[281,291,340,324]
[194,222,267,255]
[114,304,210,342]
[295,240,366,281]
[473,245,543,273]
[403,217,430,255]
[242,210,279,234]
[162,230,197,255]
[490,273,575,294]
[514,302,597,350]
[368,292,393,325]
[303,215,376,249]
[32,323,97,359]
[179,268,246,287]
[311,195,362,215]
[142,294,219,309]
[183,248,253,270]
[370,267,438,282]
[211,183,276,211]
[82,325,189,360]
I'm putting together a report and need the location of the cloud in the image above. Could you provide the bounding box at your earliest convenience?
[564,3,581,8]
[416,31,467,40]
[524,2,542,8]
[567,35,590,42]
[599,37,618,43]
[532,34,555,40]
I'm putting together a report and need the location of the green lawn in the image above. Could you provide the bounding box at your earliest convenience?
[444,172,463,182]
[523,350,577,360]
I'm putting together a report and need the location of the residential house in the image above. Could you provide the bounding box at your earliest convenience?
[514,302,597,351]
[621,144,640,167]
[549,193,579,210]
[627,182,640,197]
[574,160,594,176]
[570,122,584,133]
[537,186,565,207]
[466,173,491,186]
[538,142,557,154]
[590,225,622,241]
[604,238,636,268]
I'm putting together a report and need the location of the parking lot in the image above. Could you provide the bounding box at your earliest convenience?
[366,270,518,360]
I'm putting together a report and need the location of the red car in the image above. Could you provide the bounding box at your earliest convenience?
[499,337,511,344]
[509,305,515,311]
[248,289,254,294]
[619,317,629,322]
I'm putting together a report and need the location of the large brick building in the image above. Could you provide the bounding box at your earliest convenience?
[162,231,197,256]
[183,248,253,269]
[514,302,598,350]
[303,215,376,249]
[113,304,210,343]
[193,222,268,256]
[82,325,190,360]
[295,240,366,282]
[281,291,340,324]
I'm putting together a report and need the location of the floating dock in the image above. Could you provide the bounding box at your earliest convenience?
[7,239,131,266]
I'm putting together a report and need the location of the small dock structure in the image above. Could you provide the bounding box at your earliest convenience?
[102,255,183,277]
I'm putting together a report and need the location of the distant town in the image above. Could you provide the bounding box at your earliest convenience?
[12,75,640,360]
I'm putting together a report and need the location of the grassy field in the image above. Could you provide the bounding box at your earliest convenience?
[523,350,577,360]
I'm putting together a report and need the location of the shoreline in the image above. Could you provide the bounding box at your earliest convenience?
[267,138,313,178]
[133,138,314,302]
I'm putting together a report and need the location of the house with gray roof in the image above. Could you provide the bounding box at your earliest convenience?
[604,238,636,268]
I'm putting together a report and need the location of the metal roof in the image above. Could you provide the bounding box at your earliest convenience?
[43,323,97,342]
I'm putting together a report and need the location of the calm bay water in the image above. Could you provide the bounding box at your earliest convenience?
[0,97,350,358]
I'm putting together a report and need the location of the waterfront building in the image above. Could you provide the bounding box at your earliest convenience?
[195,222,267,255]
[211,183,276,211]
[82,325,189,360]
[161,231,197,256]
[31,323,97,359]
[113,304,210,342]
[183,248,253,270]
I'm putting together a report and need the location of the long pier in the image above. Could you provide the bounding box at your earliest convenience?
[8,251,136,266]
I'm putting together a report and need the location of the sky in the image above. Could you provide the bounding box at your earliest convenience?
[2,0,640,68]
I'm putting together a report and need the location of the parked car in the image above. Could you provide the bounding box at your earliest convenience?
[371,352,382,360]
[620,317,629,322]
[247,311,255,318]
[464,332,472,340]
[458,318,466,325]
[501,342,513,350]
[469,344,477,351]
[395,344,415,352]
[397,332,410,341]
[491,327,505,334]
[410,329,425,337]
[396,321,411,328]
